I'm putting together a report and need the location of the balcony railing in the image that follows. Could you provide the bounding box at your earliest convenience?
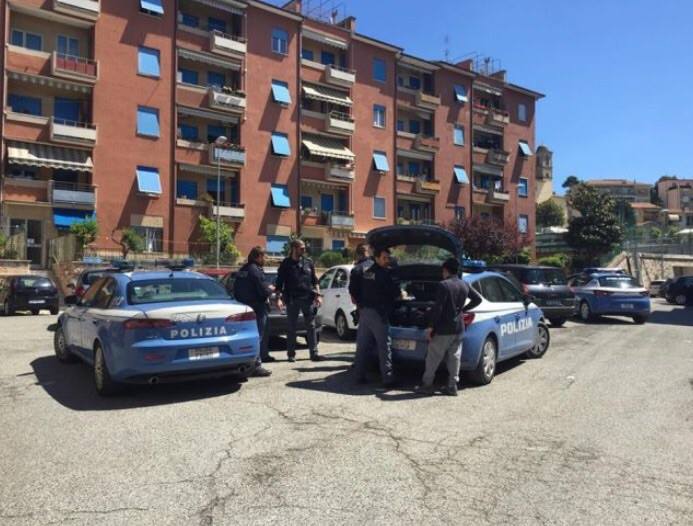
[325,162,355,182]
[414,135,440,152]
[328,212,355,230]
[50,117,97,145]
[52,52,98,83]
[415,91,441,109]
[209,143,245,166]
[325,64,356,87]
[486,108,510,127]
[210,30,247,56]
[486,149,510,166]
[416,178,441,194]
[209,201,245,221]
[487,188,510,204]
[208,87,246,112]
[53,0,100,20]
[50,181,96,206]
[325,111,355,135]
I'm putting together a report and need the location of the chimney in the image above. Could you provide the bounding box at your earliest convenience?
[456,59,473,71]
[338,16,356,31]
[282,0,302,13]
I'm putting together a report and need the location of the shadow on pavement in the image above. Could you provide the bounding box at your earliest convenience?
[30,356,242,411]
[646,306,693,327]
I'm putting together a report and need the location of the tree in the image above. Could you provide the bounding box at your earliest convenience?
[448,216,532,263]
[536,200,565,228]
[565,184,623,265]
[69,217,98,256]
[116,228,145,259]
[614,200,636,228]
[562,175,581,189]
[197,215,240,265]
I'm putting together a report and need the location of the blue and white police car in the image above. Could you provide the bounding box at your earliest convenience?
[568,271,651,324]
[54,264,259,396]
[367,226,550,385]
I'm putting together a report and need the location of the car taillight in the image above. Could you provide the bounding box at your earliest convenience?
[75,286,85,298]
[124,319,174,330]
[463,312,475,328]
[594,290,612,297]
[226,311,256,323]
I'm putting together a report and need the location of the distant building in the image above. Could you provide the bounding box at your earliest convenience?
[535,145,553,203]
[629,202,661,226]
[585,179,651,203]
[656,177,693,228]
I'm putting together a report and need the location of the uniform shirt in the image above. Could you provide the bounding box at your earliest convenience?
[276,256,318,301]
[350,260,400,318]
[428,276,483,335]
[233,262,272,310]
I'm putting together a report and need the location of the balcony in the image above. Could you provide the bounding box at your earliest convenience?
[416,179,441,194]
[208,144,245,167]
[50,181,96,207]
[210,30,247,56]
[208,87,246,112]
[50,118,97,146]
[486,109,510,127]
[414,135,440,152]
[415,91,441,110]
[325,111,355,135]
[488,188,510,204]
[325,163,355,182]
[329,212,355,230]
[53,0,100,20]
[486,149,510,166]
[325,65,356,87]
[51,52,98,83]
[209,202,245,221]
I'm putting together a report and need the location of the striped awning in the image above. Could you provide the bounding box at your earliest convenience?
[302,135,355,161]
[7,142,93,172]
[302,84,353,106]
[191,0,244,15]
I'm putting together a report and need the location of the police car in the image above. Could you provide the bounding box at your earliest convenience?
[54,264,259,396]
[568,271,651,323]
[368,225,550,385]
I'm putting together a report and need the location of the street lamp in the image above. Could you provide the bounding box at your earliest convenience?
[214,135,228,269]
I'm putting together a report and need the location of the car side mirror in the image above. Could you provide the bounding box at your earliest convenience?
[65,295,78,306]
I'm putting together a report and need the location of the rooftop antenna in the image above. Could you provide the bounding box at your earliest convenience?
[444,34,450,63]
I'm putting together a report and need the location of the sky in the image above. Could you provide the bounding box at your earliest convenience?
[272,0,693,194]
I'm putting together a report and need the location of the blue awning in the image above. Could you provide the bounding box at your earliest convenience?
[53,209,93,229]
[271,133,291,157]
[373,151,389,172]
[271,81,292,105]
[454,84,468,103]
[270,184,291,208]
[518,141,533,157]
[140,0,164,14]
[453,166,469,184]
[136,166,162,195]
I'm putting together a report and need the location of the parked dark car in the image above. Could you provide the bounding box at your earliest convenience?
[664,275,693,305]
[0,275,60,315]
[71,268,119,299]
[221,269,322,341]
[489,264,576,327]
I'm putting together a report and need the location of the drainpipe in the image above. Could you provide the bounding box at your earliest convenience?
[169,2,178,258]
[296,20,303,240]
[468,80,474,218]
[0,2,7,231]
[393,53,400,224]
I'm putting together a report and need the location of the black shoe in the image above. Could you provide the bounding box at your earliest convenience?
[261,355,277,363]
[310,354,324,362]
[355,376,369,385]
[415,384,435,395]
[287,355,296,363]
[441,384,458,397]
[252,366,272,377]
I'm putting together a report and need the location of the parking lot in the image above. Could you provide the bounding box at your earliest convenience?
[1,300,692,525]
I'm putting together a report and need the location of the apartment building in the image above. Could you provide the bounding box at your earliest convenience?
[0,0,544,267]
[656,177,693,228]
[584,179,651,204]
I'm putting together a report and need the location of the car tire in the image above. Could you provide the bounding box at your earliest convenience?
[549,317,566,327]
[665,295,675,304]
[31,309,40,316]
[50,307,59,315]
[335,311,353,340]
[674,294,687,306]
[467,336,497,386]
[3,300,14,316]
[93,343,121,396]
[633,315,648,324]
[526,321,550,359]
[579,301,593,322]
[54,326,77,363]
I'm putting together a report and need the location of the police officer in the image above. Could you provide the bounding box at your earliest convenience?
[416,257,482,396]
[276,239,322,362]
[232,246,274,377]
[353,243,370,265]
[349,246,400,387]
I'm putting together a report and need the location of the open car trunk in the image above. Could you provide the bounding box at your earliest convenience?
[390,264,443,329]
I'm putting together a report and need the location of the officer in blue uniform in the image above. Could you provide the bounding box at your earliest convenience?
[349,247,400,387]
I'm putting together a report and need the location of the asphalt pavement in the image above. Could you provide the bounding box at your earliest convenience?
[1,300,692,525]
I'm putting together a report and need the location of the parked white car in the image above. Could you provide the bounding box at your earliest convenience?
[317,264,357,339]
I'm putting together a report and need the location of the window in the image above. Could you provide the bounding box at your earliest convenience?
[207,124,227,143]
[57,35,79,57]
[373,105,386,128]
[11,30,42,51]
[8,167,37,179]
[373,197,386,219]
[518,103,528,122]
[373,58,386,82]
[300,195,313,209]
[454,125,465,146]
[140,0,164,16]
[518,214,529,234]
[332,240,346,252]
[453,166,469,184]
[518,178,529,197]
[319,269,335,289]
[207,71,225,89]
[54,98,80,123]
[8,95,42,116]
[479,277,506,303]
[271,132,291,157]
[136,166,162,195]
[518,141,533,157]
[409,76,421,90]
[321,51,335,66]
[176,180,198,199]
[92,278,116,310]
[397,120,404,132]
[131,227,164,253]
[178,68,198,85]
[372,151,389,173]
[206,178,225,203]
[136,107,159,137]
[332,268,348,288]
[179,123,198,141]
[302,48,314,61]
[271,80,291,105]
[454,206,466,221]
[272,28,289,55]
[180,13,199,28]
[409,120,421,135]
[497,278,523,303]
[270,184,291,208]
[138,47,160,77]
[408,161,420,177]
[208,17,227,33]
[453,84,468,103]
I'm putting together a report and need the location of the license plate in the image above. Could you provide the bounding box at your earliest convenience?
[188,347,220,360]
[546,300,561,306]
[621,304,634,310]
[28,300,45,304]
[392,339,417,351]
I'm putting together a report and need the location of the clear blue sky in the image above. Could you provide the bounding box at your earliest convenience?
[272,0,693,193]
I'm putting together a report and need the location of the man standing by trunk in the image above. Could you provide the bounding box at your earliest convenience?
[276,239,322,362]
[416,257,482,396]
[232,247,274,377]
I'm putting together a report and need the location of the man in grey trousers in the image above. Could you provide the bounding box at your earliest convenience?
[417,257,482,396]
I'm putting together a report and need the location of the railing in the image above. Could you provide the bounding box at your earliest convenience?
[486,149,510,166]
[211,29,247,44]
[208,201,245,220]
[208,86,247,111]
[414,134,440,151]
[50,117,97,143]
[210,30,247,55]
[53,0,100,18]
[326,111,355,134]
[486,108,510,126]
[325,64,356,85]
[328,110,354,123]
[328,211,354,229]
[52,51,98,80]
[415,90,441,108]
[49,180,96,206]
[416,178,441,194]
[209,143,246,166]
[487,187,510,203]
[325,162,355,181]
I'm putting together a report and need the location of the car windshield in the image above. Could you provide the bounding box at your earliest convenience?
[598,276,640,288]
[523,269,567,285]
[127,278,230,305]
[389,244,455,265]
[84,271,108,285]
[18,277,52,288]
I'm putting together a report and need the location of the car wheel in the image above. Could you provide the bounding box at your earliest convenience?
[335,311,353,340]
[526,321,550,359]
[31,309,40,316]
[93,344,121,396]
[54,326,77,363]
[674,294,687,306]
[467,336,497,386]
[665,295,675,304]
[50,307,59,315]
[633,315,648,324]
[549,317,566,327]
[3,300,14,316]
[579,301,593,322]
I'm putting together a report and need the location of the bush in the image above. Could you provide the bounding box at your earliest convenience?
[538,254,570,268]
[118,228,144,258]
[69,217,98,254]
[318,250,346,268]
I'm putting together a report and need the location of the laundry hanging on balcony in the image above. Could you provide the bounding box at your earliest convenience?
[6,141,93,172]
